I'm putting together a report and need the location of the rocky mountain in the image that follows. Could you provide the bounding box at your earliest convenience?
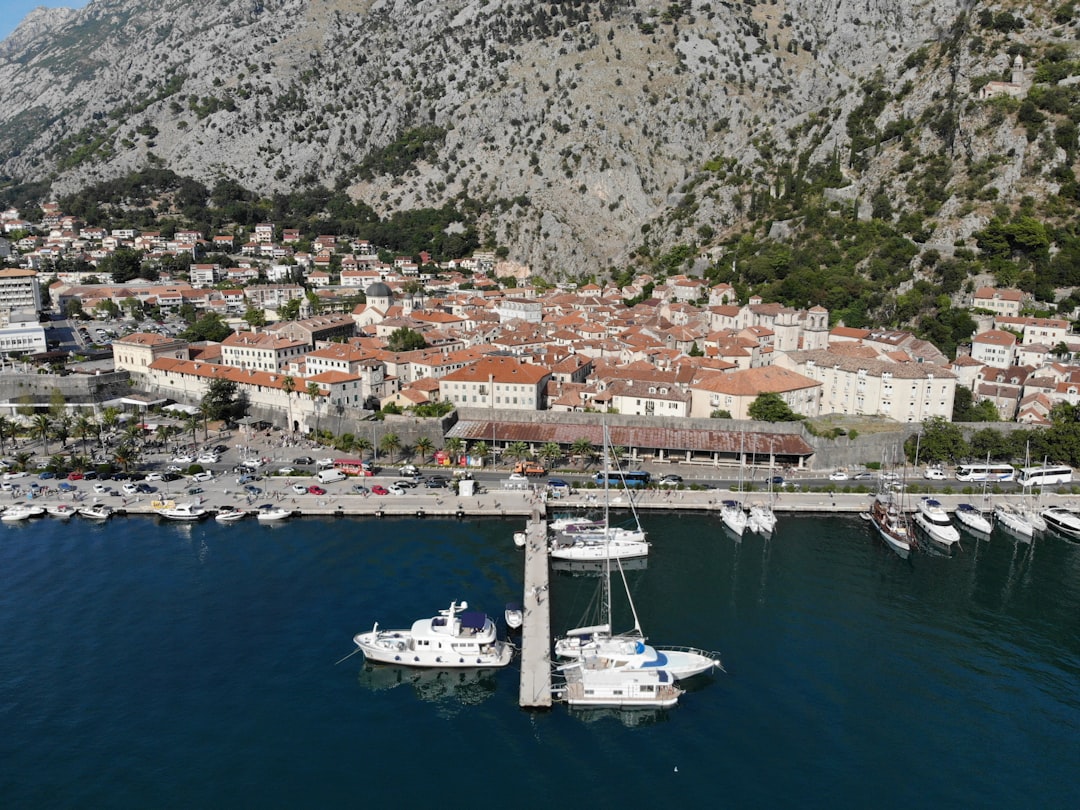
[0,1,1076,280]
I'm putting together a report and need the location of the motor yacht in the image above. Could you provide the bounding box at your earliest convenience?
[214,506,248,523]
[45,503,78,520]
[255,505,292,522]
[158,502,209,521]
[77,503,113,521]
[912,497,961,553]
[1041,506,1080,540]
[353,600,514,668]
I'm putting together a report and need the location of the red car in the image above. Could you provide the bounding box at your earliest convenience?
[371,485,389,496]
[67,471,84,480]
[307,485,326,495]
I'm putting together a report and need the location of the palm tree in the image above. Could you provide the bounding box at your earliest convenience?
[114,442,139,473]
[379,432,401,462]
[13,451,33,471]
[306,382,322,436]
[48,454,69,476]
[100,407,120,449]
[0,416,11,456]
[469,441,490,467]
[414,436,435,464]
[75,414,95,457]
[71,454,92,474]
[353,436,373,460]
[53,415,72,451]
[444,437,465,465]
[571,437,596,468]
[32,413,51,457]
[183,413,200,451]
[281,375,296,432]
[540,441,562,468]
[504,441,530,466]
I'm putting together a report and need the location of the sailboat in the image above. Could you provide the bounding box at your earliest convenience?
[954,453,994,535]
[995,443,1043,540]
[554,429,720,688]
[549,435,649,561]
[748,443,778,535]
[721,432,748,536]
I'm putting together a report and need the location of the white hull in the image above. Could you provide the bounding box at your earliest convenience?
[747,503,776,535]
[954,504,993,535]
[353,601,514,669]
[215,509,247,523]
[2,507,32,522]
[869,492,911,559]
[77,505,112,520]
[1041,507,1080,539]
[504,606,523,629]
[721,501,747,536]
[46,504,77,519]
[912,499,960,553]
[550,536,649,561]
[158,503,208,521]
[554,632,720,680]
[557,663,682,709]
[256,508,291,522]
[994,503,1035,539]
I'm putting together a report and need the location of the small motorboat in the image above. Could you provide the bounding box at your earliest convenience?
[1041,506,1080,540]
[215,506,248,523]
[46,504,77,520]
[256,505,291,522]
[77,503,113,521]
[2,505,33,522]
[504,603,523,630]
[158,502,209,521]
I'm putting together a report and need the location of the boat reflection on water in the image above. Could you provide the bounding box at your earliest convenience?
[566,705,673,728]
[551,557,648,577]
[356,663,498,708]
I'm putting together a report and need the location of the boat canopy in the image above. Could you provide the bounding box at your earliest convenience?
[460,611,488,631]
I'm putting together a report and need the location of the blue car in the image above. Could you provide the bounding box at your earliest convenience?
[59,482,78,492]
[39,471,56,480]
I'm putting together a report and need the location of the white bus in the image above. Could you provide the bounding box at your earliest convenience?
[1016,465,1074,487]
[955,463,1015,482]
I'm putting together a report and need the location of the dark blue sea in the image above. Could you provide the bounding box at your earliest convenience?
[1,511,1078,809]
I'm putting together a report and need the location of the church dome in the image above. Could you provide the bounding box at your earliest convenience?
[365,281,393,298]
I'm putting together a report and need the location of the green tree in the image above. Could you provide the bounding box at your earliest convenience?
[414,436,435,462]
[281,375,296,431]
[379,432,401,461]
[33,413,51,456]
[539,441,562,467]
[306,382,322,434]
[570,437,595,467]
[747,393,803,422]
[279,298,302,320]
[181,312,233,342]
[202,378,246,423]
[243,306,267,328]
[386,327,427,352]
[907,417,968,464]
[0,416,12,456]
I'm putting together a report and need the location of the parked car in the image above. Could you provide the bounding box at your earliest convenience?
[425,476,448,488]
[172,455,195,464]
[192,471,214,482]
[59,482,78,492]
[93,483,109,494]
[186,487,204,496]
[244,485,263,495]
[144,472,164,482]
[393,479,418,489]
[67,471,84,480]
[658,474,683,486]
[135,483,154,494]
[351,484,370,495]
[277,467,297,476]
[197,454,220,465]
[236,474,258,485]
[387,484,405,496]
[371,485,389,496]
[38,471,56,480]
[4,470,29,480]
[308,485,326,495]
[122,483,139,495]
[292,483,309,495]
[292,456,315,466]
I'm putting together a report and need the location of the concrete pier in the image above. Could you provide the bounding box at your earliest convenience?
[518,510,552,709]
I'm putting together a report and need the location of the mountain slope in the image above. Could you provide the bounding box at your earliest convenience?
[0,0,1076,281]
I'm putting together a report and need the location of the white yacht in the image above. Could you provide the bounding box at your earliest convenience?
[45,503,78,520]
[158,502,208,521]
[1,505,33,522]
[549,530,649,561]
[256,505,292,522]
[994,501,1036,540]
[215,506,248,523]
[912,498,961,553]
[1041,506,1080,540]
[748,502,777,535]
[78,503,113,520]
[353,600,514,668]
[721,499,748,536]
[556,663,683,709]
[954,503,993,535]
[504,603,523,630]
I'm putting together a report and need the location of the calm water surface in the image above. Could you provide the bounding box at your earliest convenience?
[1,512,1077,808]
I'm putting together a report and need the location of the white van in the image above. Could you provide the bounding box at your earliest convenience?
[316,469,346,484]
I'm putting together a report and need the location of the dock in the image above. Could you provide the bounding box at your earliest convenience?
[518,510,552,709]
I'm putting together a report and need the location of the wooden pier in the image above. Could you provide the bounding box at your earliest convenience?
[518,510,552,708]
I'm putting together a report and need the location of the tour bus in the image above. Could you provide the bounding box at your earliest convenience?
[332,459,375,476]
[592,470,652,488]
[954,463,1015,482]
[1016,465,1074,487]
